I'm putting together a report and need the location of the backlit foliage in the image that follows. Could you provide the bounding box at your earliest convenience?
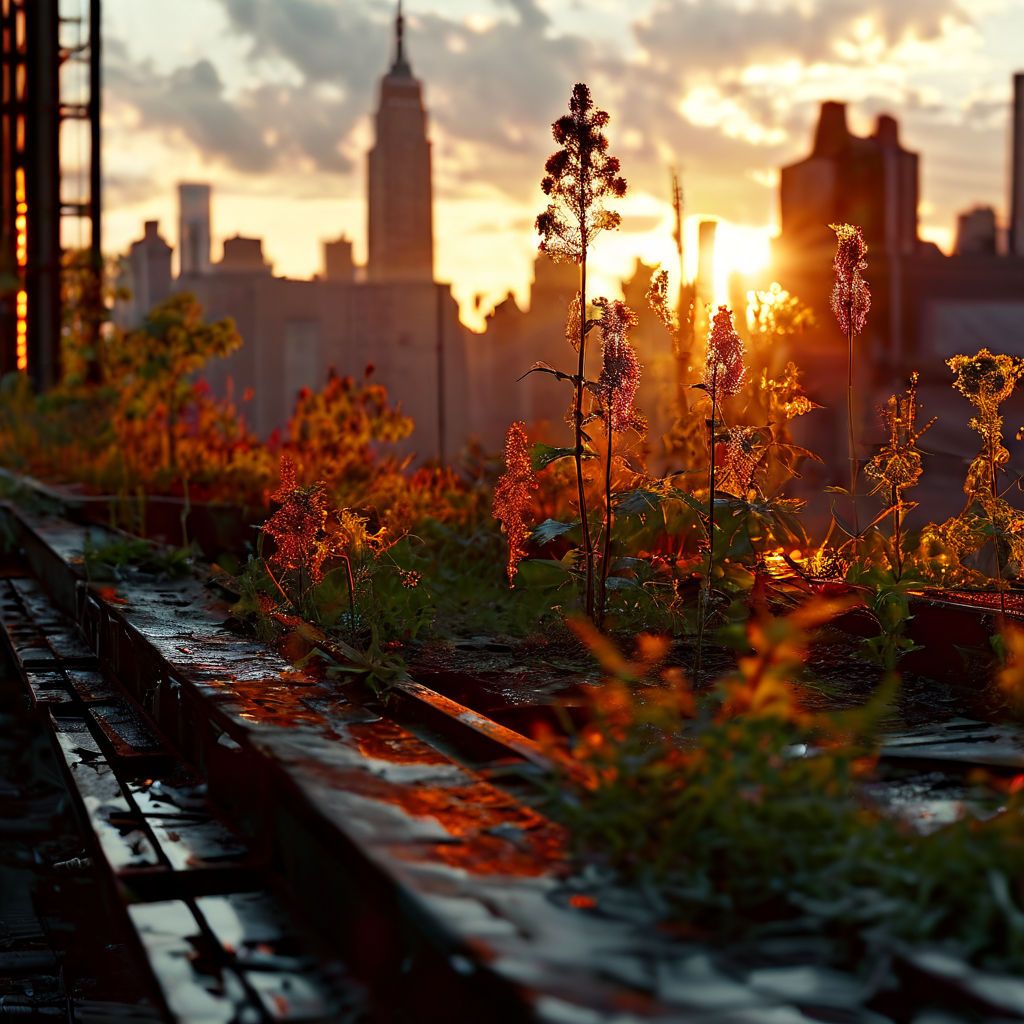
[701,305,745,398]
[921,350,1024,587]
[594,299,642,433]
[535,83,626,264]
[645,268,677,334]
[262,456,333,588]
[547,600,1024,972]
[829,223,871,338]
[493,421,538,584]
[865,373,931,499]
[106,293,243,474]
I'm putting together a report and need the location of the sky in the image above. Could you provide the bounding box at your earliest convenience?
[93,0,1024,329]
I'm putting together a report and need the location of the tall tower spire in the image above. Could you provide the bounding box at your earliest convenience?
[392,0,410,76]
[367,1,434,281]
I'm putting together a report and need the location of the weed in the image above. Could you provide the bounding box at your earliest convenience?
[546,600,1024,973]
[80,534,194,582]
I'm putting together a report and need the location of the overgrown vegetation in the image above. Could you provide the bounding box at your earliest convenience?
[4,77,1024,1002]
[545,600,1024,972]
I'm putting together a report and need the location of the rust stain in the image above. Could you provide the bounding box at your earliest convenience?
[348,719,449,766]
[299,751,566,877]
[203,676,327,730]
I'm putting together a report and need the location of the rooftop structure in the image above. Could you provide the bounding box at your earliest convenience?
[366,1,434,282]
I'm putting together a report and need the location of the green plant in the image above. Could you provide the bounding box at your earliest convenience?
[533,82,627,620]
[828,223,871,538]
[864,371,933,578]
[80,534,193,581]
[545,601,1024,975]
[693,306,746,676]
[104,292,242,474]
[845,557,922,670]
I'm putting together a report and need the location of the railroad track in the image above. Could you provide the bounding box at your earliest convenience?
[6,501,1024,1023]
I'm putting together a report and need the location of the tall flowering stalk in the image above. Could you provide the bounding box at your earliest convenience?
[864,373,933,577]
[829,224,871,535]
[493,421,539,585]
[695,306,745,676]
[593,299,642,624]
[536,83,627,619]
[947,349,1024,607]
[948,350,1024,507]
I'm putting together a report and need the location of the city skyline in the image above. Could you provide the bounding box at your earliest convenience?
[102,0,1024,327]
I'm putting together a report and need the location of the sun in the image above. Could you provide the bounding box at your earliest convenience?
[712,222,773,308]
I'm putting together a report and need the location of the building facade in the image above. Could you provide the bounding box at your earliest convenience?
[770,89,1024,524]
[366,2,433,283]
[117,5,467,463]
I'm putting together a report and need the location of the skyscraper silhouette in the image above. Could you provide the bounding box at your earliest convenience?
[367,1,434,282]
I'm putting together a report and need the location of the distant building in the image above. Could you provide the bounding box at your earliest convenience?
[470,255,579,450]
[178,183,211,277]
[217,235,271,275]
[367,1,433,282]
[780,104,918,258]
[126,221,172,321]
[1011,73,1024,256]
[768,84,1024,525]
[323,236,355,282]
[117,4,467,463]
[955,206,998,255]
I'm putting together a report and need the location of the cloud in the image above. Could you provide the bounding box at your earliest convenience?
[105,29,360,178]
[633,0,973,75]
[103,0,1012,245]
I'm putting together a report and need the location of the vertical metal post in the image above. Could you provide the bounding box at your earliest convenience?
[25,0,60,390]
[85,0,102,381]
[0,0,18,371]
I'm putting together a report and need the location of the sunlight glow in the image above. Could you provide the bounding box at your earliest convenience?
[712,223,772,308]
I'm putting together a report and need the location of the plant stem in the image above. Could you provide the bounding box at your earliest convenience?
[264,562,292,609]
[574,253,595,620]
[891,483,902,578]
[339,552,357,640]
[847,325,859,537]
[695,368,718,682]
[598,403,614,628]
[989,429,1007,620]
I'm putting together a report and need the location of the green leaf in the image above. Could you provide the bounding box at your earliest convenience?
[604,575,641,591]
[671,488,714,522]
[830,503,858,540]
[611,556,648,572]
[531,518,578,545]
[531,442,587,471]
[519,361,576,385]
[515,558,575,589]
[614,489,664,516]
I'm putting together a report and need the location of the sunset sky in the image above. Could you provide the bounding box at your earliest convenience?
[99,0,1023,328]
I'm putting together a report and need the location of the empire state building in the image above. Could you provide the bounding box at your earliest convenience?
[367,3,434,282]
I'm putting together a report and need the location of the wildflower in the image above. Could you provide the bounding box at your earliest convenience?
[865,373,932,497]
[594,299,642,433]
[722,427,762,495]
[263,456,331,583]
[493,421,539,584]
[646,268,677,333]
[703,306,745,399]
[948,349,1024,416]
[761,362,814,420]
[948,349,1024,503]
[829,224,871,337]
[535,83,627,264]
[399,569,422,589]
[565,293,582,351]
